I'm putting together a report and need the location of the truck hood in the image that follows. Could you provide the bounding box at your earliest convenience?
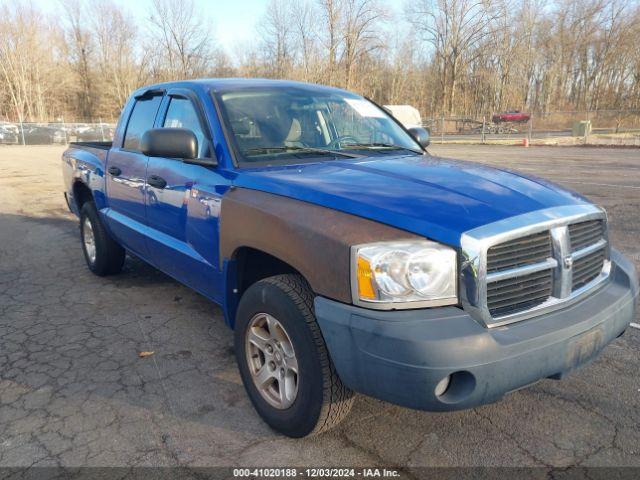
[233,154,589,247]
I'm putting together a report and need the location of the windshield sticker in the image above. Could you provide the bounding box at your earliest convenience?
[345,99,386,118]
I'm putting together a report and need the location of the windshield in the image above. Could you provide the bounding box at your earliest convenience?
[214,87,423,167]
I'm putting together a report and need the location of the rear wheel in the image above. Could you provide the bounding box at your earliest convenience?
[80,201,125,276]
[235,274,354,437]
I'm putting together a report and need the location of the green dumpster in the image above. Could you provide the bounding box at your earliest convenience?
[572,120,592,137]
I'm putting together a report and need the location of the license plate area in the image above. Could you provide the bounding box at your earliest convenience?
[564,327,604,370]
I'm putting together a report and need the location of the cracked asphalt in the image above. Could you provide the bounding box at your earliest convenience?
[0,145,638,473]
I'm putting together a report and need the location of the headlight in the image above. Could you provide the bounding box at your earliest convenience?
[352,240,457,309]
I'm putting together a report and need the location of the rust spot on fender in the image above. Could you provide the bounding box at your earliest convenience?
[220,188,421,303]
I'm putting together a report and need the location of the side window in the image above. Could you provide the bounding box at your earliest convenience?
[163,97,207,157]
[123,95,163,151]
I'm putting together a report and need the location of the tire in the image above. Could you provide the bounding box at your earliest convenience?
[79,201,125,276]
[234,274,354,437]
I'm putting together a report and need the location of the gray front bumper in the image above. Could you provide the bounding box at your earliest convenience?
[314,249,638,411]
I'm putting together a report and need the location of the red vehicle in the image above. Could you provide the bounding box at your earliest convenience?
[492,110,530,123]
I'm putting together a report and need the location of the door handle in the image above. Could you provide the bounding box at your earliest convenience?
[147,175,167,189]
[108,166,122,176]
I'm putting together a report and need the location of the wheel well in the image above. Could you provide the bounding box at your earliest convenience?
[234,247,301,298]
[73,181,93,210]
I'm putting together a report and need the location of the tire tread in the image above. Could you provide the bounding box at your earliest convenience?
[80,201,125,276]
[262,274,355,435]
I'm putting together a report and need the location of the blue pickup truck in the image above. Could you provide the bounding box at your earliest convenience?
[62,79,638,437]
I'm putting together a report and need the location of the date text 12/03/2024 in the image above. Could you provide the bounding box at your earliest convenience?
[232,468,401,477]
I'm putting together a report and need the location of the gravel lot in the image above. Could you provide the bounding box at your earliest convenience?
[0,145,638,475]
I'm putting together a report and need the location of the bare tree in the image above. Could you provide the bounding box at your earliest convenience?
[2,0,640,125]
[407,0,500,114]
[0,3,60,123]
[318,0,343,84]
[147,0,213,79]
[341,0,386,89]
[259,0,294,78]
[59,0,97,121]
[91,0,146,116]
[291,0,319,81]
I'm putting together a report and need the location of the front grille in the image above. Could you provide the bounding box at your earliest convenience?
[569,220,604,251]
[487,231,551,273]
[572,248,607,290]
[487,269,553,317]
[460,206,611,327]
[486,231,553,317]
[483,219,607,321]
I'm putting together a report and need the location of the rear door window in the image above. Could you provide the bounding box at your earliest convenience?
[122,95,163,151]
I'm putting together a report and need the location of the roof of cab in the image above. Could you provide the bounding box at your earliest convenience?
[133,78,355,97]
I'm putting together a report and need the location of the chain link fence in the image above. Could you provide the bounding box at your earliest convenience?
[0,120,116,146]
[3,110,640,147]
[423,110,640,146]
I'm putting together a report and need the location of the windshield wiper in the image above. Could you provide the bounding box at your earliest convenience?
[341,142,423,154]
[243,146,362,158]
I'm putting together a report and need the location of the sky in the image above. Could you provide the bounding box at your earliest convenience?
[33,0,405,57]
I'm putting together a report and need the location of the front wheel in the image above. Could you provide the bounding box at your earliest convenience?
[80,201,125,276]
[234,274,354,437]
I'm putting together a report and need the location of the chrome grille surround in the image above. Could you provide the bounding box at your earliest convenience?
[460,205,611,328]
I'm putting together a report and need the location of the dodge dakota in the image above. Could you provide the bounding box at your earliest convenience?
[62,79,638,438]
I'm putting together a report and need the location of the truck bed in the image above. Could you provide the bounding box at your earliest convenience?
[65,141,112,169]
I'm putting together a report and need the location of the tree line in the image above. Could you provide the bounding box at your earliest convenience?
[1,0,639,123]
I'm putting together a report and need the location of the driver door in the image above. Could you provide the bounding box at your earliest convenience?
[144,89,228,301]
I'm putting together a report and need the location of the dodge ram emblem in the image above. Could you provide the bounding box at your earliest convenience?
[563,256,574,269]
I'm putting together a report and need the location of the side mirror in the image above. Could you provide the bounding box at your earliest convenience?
[141,128,197,159]
[408,127,430,148]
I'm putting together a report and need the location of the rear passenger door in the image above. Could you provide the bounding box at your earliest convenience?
[105,92,163,257]
[144,89,227,301]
